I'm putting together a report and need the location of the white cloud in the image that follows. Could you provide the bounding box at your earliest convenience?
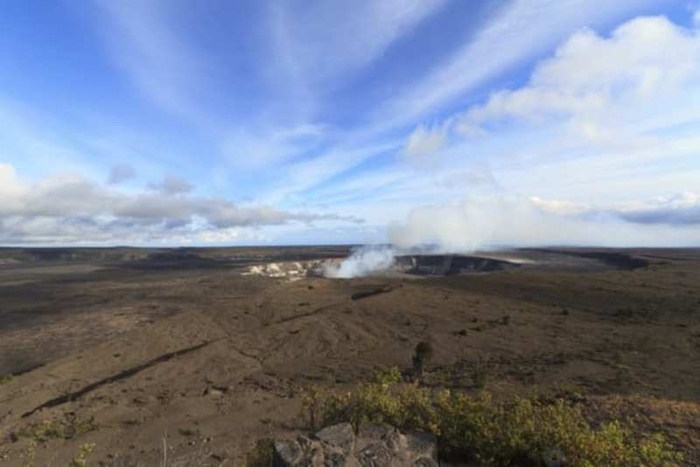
[610,192,700,225]
[388,195,700,252]
[0,163,24,197]
[529,197,592,216]
[5,2,697,248]
[403,125,446,165]
[531,192,700,225]
[439,167,496,189]
[379,0,648,125]
[0,164,361,244]
[397,13,700,204]
[147,174,193,195]
[377,0,666,129]
[456,16,700,132]
[385,12,700,250]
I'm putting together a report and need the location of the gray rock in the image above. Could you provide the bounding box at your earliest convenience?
[316,423,356,450]
[273,423,438,467]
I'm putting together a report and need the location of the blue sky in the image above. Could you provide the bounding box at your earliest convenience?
[1,0,699,247]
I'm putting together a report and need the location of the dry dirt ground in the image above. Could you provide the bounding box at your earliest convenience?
[0,247,699,466]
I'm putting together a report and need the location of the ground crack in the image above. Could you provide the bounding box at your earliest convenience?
[272,302,343,325]
[21,340,217,418]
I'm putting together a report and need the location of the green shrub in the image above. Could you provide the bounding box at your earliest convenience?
[309,381,682,466]
[321,382,438,434]
[373,366,403,385]
[0,374,12,385]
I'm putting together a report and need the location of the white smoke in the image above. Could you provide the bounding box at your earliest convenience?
[326,194,700,279]
[387,196,700,251]
[323,245,396,278]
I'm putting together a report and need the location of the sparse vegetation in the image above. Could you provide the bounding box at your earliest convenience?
[17,420,65,442]
[412,341,434,378]
[300,386,323,431]
[15,415,96,442]
[472,356,491,389]
[69,442,96,467]
[21,440,36,467]
[301,376,682,466]
[244,438,274,467]
[3,247,700,463]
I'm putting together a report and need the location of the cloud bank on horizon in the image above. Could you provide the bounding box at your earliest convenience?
[0,0,699,247]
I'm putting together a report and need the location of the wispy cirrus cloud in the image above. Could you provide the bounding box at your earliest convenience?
[2,0,696,246]
[402,14,700,189]
[93,0,215,126]
[250,0,675,209]
[383,12,700,251]
[376,0,666,129]
[268,0,448,95]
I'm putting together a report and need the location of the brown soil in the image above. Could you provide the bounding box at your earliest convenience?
[0,247,698,465]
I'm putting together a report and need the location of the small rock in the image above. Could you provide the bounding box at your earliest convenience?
[204,387,225,398]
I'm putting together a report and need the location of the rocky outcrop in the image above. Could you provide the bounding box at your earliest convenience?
[273,423,438,466]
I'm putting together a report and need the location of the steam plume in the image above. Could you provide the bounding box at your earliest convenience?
[387,196,700,251]
[323,245,396,278]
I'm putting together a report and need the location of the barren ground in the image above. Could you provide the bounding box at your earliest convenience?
[0,246,699,465]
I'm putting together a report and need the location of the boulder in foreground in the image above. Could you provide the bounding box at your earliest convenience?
[273,422,438,466]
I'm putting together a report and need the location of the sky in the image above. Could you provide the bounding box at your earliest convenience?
[1,0,699,247]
